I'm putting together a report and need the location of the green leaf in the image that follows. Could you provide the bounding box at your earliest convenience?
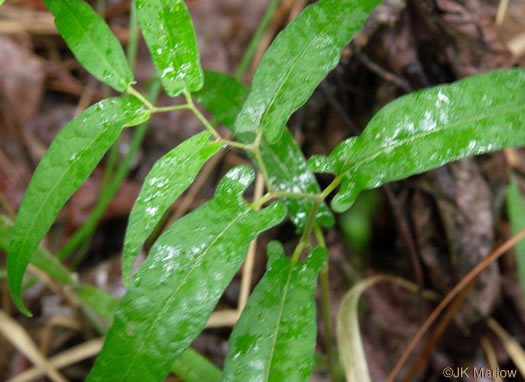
[0,214,221,382]
[87,166,286,382]
[123,131,222,285]
[0,216,76,288]
[234,0,382,143]
[223,242,327,382]
[136,0,203,96]
[8,97,148,316]
[44,0,133,92]
[194,71,334,231]
[310,69,525,212]
[506,174,525,299]
[75,286,223,382]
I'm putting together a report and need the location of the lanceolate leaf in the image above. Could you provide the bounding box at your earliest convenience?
[0,215,222,382]
[8,98,148,316]
[234,0,382,143]
[136,0,203,96]
[194,71,334,231]
[123,131,222,285]
[309,69,525,212]
[87,166,286,382]
[44,0,133,92]
[0,216,75,288]
[506,174,525,299]
[223,242,327,382]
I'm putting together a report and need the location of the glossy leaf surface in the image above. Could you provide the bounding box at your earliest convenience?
[506,174,525,298]
[136,0,203,96]
[8,98,148,315]
[309,69,525,212]
[234,0,382,143]
[223,242,326,382]
[123,131,221,285]
[87,166,286,382]
[0,215,75,288]
[44,0,133,91]
[194,71,334,231]
[0,216,221,382]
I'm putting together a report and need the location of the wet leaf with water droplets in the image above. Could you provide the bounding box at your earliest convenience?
[194,71,334,231]
[44,0,134,91]
[8,98,148,315]
[122,131,222,286]
[87,166,286,382]
[309,69,525,212]
[136,0,203,96]
[223,242,327,382]
[234,0,382,143]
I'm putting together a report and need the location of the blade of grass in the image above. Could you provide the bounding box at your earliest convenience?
[235,0,280,80]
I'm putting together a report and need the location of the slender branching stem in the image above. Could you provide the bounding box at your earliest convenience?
[291,199,321,263]
[127,85,154,110]
[152,104,191,113]
[250,191,321,210]
[321,174,343,200]
[254,148,273,191]
[315,226,339,382]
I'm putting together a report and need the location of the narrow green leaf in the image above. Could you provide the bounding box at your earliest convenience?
[123,131,222,285]
[309,69,525,212]
[44,0,133,91]
[0,214,221,382]
[75,286,222,382]
[223,242,327,382]
[87,166,286,382]
[8,97,148,316]
[0,216,76,288]
[194,71,334,231]
[506,174,525,299]
[136,0,203,96]
[234,0,382,143]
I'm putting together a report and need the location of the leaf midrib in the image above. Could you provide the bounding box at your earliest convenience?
[121,206,251,380]
[59,0,129,90]
[263,263,294,381]
[12,114,127,289]
[259,9,345,132]
[341,103,525,178]
[125,137,220,257]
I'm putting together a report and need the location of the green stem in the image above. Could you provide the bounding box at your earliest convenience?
[185,92,254,151]
[152,104,191,113]
[254,148,273,191]
[291,199,321,263]
[250,191,321,210]
[184,91,220,139]
[58,80,162,261]
[127,85,154,110]
[321,174,343,200]
[315,226,339,382]
[235,0,280,80]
